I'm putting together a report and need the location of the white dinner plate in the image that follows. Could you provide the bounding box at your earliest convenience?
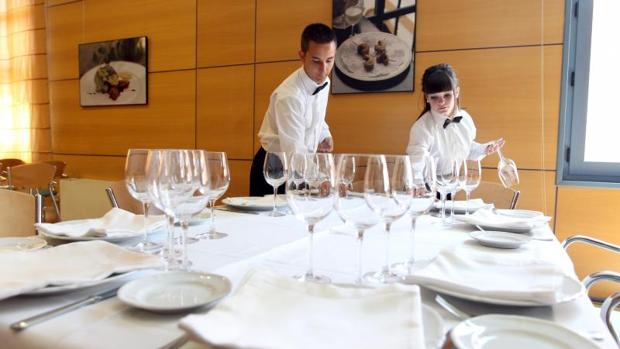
[118,271,231,313]
[23,271,135,296]
[0,237,47,252]
[422,275,584,307]
[222,196,287,211]
[422,304,445,349]
[80,61,146,106]
[495,209,543,219]
[37,225,143,242]
[451,314,598,349]
[469,230,531,249]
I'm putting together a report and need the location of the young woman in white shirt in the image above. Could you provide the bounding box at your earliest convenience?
[406,63,504,177]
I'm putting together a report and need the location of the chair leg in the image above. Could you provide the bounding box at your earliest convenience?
[48,184,61,220]
[601,292,620,347]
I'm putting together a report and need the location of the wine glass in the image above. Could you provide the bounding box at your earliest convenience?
[195,151,230,240]
[155,149,199,271]
[125,149,162,253]
[392,154,436,276]
[286,152,335,283]
[363,154,414,284]
[497,148,520,190]
[263,151,288,217]
[334,154,381,285]
[436,158,458,226]
[459,159,481,215]
[344,0,364,37]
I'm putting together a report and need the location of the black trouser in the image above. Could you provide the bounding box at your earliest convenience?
[249,147,285,197]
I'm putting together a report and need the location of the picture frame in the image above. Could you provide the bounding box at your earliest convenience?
[331,0,416,94]
[78,36,148,107]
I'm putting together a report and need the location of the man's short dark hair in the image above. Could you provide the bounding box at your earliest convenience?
[301,23,336,52]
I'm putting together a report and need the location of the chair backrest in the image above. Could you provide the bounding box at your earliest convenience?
[105,181,144,214]
[0,190,41,236]
[44,160,67,178]
[456,181,520,209]
[0,158,25,175]
[7,162,56,191]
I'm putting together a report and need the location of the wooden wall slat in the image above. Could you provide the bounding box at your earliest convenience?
[83,0,196,72]
[197,65,254,160]
[255,0,331,62]
[52,154,126,180]
[197,0,255,67]
[417,0,564,51]
[50,70,196,155]
[46,1,82,80]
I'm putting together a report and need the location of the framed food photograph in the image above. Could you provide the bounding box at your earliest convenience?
[78,36,148,106]
[331,0,416,94]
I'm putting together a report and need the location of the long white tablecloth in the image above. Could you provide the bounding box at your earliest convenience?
[0,210,615,348]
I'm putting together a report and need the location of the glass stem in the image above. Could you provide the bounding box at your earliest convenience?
[273,186,278,214]
[450,191,456,223]
[356,229,364,284]
[384,222,392,275]
[441,193,447,223]
[308,224,315,278]
[465,191,470,215]
[209,199,216,233]
[180,221,189,271]
[142,201,150,245]
[165,215,175,271]
[409,215,418,264]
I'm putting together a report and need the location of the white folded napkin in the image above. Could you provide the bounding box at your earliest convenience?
[35,208,165,238]
[433,198,493,213]
[455,207,550,231]
[179,270,425,349]
[224,196,287,209]
[0,240,163,300]
[406,244,583,305]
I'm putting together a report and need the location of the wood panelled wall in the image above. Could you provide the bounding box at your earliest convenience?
[44,0,618,296]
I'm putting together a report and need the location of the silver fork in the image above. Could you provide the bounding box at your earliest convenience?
[434,295,470,321]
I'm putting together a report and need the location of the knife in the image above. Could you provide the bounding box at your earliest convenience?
[10,286,119,331]
[214,205,261,215]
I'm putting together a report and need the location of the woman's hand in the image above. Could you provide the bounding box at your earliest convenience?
[317,137,334,153]
[485,138,505,155]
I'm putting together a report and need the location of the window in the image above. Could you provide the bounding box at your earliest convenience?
[557,0,620,187]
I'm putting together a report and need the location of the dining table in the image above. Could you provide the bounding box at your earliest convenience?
[0,207,616,349]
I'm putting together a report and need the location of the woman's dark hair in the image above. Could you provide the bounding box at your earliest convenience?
[301,23,336,53]
[417,63,460,119]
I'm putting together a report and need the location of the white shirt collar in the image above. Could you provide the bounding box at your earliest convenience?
[431,106,461,127]
[298,68,328,95]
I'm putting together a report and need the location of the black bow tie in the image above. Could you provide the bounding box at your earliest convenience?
[442,116,463,129]
[312,82,329,95]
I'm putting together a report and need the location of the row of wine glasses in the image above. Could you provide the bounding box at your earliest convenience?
[435,158,483,224]
[124,149,230,270]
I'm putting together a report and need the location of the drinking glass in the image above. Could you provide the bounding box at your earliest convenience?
[458,159,481,215]
[195,151,230,240]
[263,152,288,217]
[392,154,436,276]
[125,149,162,253]
[344,0,364,37]
[436,158,458,226]
[497,148,520,190]
[363,154,414,284]
[155,149,199,271]
[286,152,335,283]
[176,150,211,244]
[334,154,381,285]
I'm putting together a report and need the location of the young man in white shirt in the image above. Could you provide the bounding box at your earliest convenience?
[250,23,337,196]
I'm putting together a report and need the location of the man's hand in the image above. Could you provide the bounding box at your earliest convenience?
[485,138,505,155]
[317,137,334,153]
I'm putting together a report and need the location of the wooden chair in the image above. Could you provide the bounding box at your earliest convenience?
[44,160,67,179]
[0,158,25,187]
[105,180,147,214]
[7,162,60,220]
[562,235,620,345]
[0,190,42,236]
[456,181,520,209]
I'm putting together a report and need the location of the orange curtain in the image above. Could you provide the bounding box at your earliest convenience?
[0,0,47,162]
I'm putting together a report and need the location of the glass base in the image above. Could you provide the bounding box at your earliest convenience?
[128,241,162,254]
[165,258,192,271]
[391,260,432,277]
[295,272,331,283]
[267,210,286,217]
[185,236,201,244]
[194,231,228,240]
[363,270,401,284]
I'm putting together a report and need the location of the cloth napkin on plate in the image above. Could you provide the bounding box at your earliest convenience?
[35,208,165,239]
[455,207,550,231]
[224,196,287,209]
[433,198,493,213]
[406,244,583,305]
[179,269,425,349]
[0,240,163,300]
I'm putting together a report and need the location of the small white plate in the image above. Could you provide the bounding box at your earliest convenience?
[451,314,598,349]
[470,230,531,249]
[118,271,231,313]
[37,227,143,242]
[422,304,445,349]
[495,209,543,219]
[222,196,287,211]
[0,237,47,252]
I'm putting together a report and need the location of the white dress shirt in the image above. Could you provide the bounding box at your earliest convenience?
[258,67,332,154]
[406,108,489,173]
